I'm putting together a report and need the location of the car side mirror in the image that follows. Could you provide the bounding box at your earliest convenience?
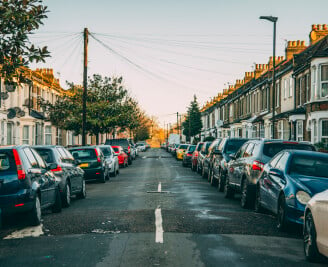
[229,153,236,160]
[269,168,283,178]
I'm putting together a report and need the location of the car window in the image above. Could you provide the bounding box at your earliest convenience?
[23,148,39,168]
[70,149,97,160]
[179,145,189,149]
[31,149,47,169]
[112,147,120,153]
[275,152,289,171]
[62,148,75,162]
[269,153,283,168]
[0,150,17,177]
[34,148,55,164]
[187,146,196,153]
[243,143,254,158]
[224,139,248,155]
[289,154,328,178]
[197,143,203,151]
[100,147,112,157]
[57,147,75,164]
[236,143,248,158]
[263,143,314,158]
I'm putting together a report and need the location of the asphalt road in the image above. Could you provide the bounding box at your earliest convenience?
[0,148,326,267]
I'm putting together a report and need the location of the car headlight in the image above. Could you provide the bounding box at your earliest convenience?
[296,191,311,205]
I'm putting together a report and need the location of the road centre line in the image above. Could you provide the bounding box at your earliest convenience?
[155,206,164,244]
[158,182,162,192]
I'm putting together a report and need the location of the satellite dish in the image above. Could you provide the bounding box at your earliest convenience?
[7,108,16,119]
[0,92,9,100]
[5,82,16,92]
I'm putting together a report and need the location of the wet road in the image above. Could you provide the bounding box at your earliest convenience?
[0,149,325,266]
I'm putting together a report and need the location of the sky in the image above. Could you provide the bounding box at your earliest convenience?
[30,0,328,126]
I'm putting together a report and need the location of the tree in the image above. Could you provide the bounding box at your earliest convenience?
[0,0,50,84]
[182,95,203,141]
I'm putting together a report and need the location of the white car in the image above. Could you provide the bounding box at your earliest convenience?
[136,143,146,152]
[99,145,119,178]
[304,189,328,262]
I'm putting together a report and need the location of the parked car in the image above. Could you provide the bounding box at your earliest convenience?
[112,146,128,168]
[182,145,196,167]
[225,139,316,209]
[136,143,146,152]
[304,189,328,262]
[98,145,119,178]
[197,142,212,174]
[211,138,249,190]
[0,145,62,226]
[202,138,222,181]
[191,142,204,171]
[33,145,86,207]
[171,143,180,157]
[69,146,108,183]
[105,139,133,165]
[176,144,189,160]
[255,150,328,231]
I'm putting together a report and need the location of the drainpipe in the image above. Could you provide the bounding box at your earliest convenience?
[293,73,297,141]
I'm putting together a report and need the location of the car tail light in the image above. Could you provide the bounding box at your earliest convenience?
[13,149,26,180]
[194,151,199,157]
[51,165,63,172]
[252,160,264,171]
[128,146,131,154]
[187,153,192,156]
[94,149,101,163]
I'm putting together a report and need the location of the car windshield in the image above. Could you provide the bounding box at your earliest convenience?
[34,148,54,163]
[187,146,196,152]
[263,143,314,158]
[112,147,120,153]
[70,149,96,160]
[224,140,248,154]
[179,145,189,149]
[0,150,17,177]
[100,147,112,157]
[290,155,328,178]
[106,139,128,147]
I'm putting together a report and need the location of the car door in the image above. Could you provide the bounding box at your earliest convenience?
[32,148,56,205]
[265,152,289,213]
[57,147,78,192]
[229,143,249,187]
[23,148,49,206]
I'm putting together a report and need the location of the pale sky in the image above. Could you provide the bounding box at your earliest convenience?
[30,0,328,126]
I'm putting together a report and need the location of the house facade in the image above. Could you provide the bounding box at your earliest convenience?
[200,24,328,145]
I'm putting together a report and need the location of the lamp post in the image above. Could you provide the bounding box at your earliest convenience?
[260,15,278,139]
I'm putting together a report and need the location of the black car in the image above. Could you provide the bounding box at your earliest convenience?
[0,145,62,226]
[197,142,212,174]
[105,139,133,165]
[182,145,196,167]
[69,146,108,183]
[202,138,222,182]
[33,146,86,207]
[211,138,249,190]
[226,139,315,209]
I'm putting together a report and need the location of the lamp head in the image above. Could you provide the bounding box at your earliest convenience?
[259,16,278,22]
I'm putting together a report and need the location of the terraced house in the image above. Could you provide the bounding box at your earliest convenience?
[200,24,328,146]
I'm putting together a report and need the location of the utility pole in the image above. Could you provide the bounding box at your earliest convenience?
[189,112,191,143]
[82,28,88,146]
[176,112,179,135]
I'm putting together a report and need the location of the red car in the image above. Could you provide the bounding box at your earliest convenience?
[191,142,204,171]
[111,146,128,167]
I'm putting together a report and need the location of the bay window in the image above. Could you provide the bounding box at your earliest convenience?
[320,64,328,98]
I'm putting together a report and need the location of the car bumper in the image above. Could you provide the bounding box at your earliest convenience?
[285,205,305,225]
[0,190,34,214]
[82,168,104,180]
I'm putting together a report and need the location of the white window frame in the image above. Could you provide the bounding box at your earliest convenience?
[296,120,303,141]
[22,125,30,145]
[45,126,52,145]
[320,64,328,98]
[321,119,328,144]
[278,120,284,140]
[289,77,293,97]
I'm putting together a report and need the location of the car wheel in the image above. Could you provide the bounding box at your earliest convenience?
[77,179,86,199]
[304,211,321,262]
[218,169,225,192]
[30,195,42,226]
[210,170,217,186]
[224,177,235,199]
[277,194,287,230]
[62,182,71,208]
[255,185,264,213]
[52,187,62,213]
[240,178,251,209]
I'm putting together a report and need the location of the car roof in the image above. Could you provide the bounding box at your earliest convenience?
[286,150,328,157]
[68,146,97,150]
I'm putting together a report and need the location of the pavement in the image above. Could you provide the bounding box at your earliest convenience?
[0,148,326,267]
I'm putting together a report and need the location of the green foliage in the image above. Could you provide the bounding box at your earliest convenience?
[41,74,150,144]
[182,95,203,140]
[0,0,50,83]
[314,142,328,153]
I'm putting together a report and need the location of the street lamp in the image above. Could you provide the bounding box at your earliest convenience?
[260,15,278,139]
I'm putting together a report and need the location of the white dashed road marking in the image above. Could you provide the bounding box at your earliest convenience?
[155,206,164,243]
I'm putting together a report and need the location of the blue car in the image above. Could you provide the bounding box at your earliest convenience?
[255,150,328,230]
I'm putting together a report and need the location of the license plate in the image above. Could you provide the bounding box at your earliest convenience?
[79,163,89,168]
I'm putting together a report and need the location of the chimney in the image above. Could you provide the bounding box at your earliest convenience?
[254,64,269,79]
[235,79,244,89]
[268,56,285,69]
[285,40,307,60]
[310,24,328,45]
[244,72,254,84]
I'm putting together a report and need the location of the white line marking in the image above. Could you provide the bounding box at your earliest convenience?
[4,224,44,239]
[158,182,162,192]
[155,206,164,243]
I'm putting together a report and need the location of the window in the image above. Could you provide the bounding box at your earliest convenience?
[313,120,318,144]
[6,123,13,145]
[278,121,284,140]
[306,74,311,102]
[321,120,328,144]
[22,126,29,144]
[45,126,52,145]
[275,152,289,171]
[284,79,288,99]
[0,121,4,145]
[298,77,302,106]
[23,148,38,168]
[289,77,293,97]
[243,143,254,158]
[275,82,280,107]
[270,153,283,168]
[260,124,265,138]
[31,148,46,169]
[312,66,316,100]
[56,128,62,145]
[320,64,328,98]
[296,121,303,141]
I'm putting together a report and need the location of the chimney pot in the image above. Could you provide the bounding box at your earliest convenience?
[323,24,328,30]
[312,24,317,30]
[317,24,321,30]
